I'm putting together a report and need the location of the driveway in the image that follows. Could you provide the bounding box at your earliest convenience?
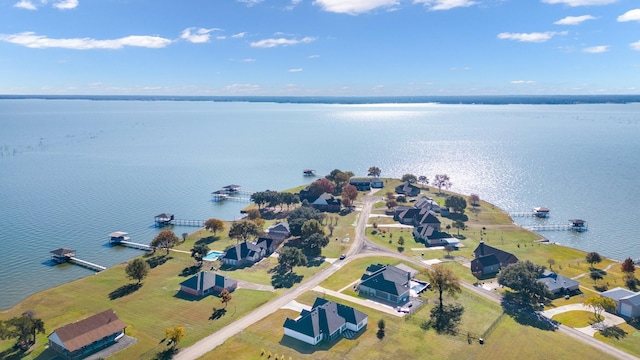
[541,303,627,337]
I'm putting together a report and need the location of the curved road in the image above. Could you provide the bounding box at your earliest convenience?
[175,192,637,360]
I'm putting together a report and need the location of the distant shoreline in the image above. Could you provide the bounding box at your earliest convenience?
[1,94,640,105]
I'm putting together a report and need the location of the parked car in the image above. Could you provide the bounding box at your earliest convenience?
[339,254,346,260]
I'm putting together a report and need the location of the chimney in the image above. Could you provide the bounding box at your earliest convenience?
[479,241,485,256]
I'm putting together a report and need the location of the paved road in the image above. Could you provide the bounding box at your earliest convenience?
[175,191,637,360]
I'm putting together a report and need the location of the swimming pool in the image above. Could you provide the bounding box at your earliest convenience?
[202,250,225,261]
[410,280,429,297]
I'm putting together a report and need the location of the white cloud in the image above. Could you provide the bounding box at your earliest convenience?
[617,9,640,22]
[180,27,219,43]
[313,0,398,15]
[231,32,247,39]
[554,15,596,25]
[583,45,609,53]
[240,58,256,62]
[497,31,567,43]
[225,83,261,93]
[511,80,537,84]
[237,0,263,6]
[13,0,37,10]
[289,68,303,72]
[250,36,316,48]
[53,0,78,9]
[414,0,478,11]
[630,41,640,51]
[308,54,320,58]
[0,32,172,49]
[541,0,616,6]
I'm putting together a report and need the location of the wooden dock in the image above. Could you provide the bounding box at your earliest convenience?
[69,257,106,272]
[211,184,254,202]
[119,240,153,251]
[524,221,588,232]
[153,215,205,227]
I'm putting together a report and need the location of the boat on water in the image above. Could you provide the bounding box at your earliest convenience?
[303,169,316,176]
[533,207,550,218]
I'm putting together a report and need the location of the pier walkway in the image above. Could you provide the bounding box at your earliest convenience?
[69,257,106,272]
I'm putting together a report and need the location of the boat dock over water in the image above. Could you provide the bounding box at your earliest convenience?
[154,213,206,227]
[524,219,588,232]
[211,184,254,202]
[50,248,106,272]
[108,231,153,251]
[511,207,550,218]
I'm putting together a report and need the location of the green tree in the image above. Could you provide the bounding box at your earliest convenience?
[452,220,466,235]
[445,195,467,213]
[228,220,261,243]
[398,236,405,247]
[287,206,324,236]
[150,230,179,255]
[368,166,381,178]
[219,288,232,309]
[497,261,550,305]
[204,218,225,234]
[583,296,616,321]
[547,258,555,271]
[125,258,150,284]
[165,325,186,349]
[425,264,462,313]
[301,219,325,239]
[244,208,261,220]
[401,173,418,183]
[280,192,300,211]
[0,311,45,346]
[586,252,602,269]
[300,233,329,257]
[278,247,307,273]
[376,318,385,339]
[341,184,359,207]
[418,175,429,188]
[190,244,210,266]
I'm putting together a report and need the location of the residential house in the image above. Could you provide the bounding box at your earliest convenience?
[349,178,372,191]
[220,241,267,267]
[414,196,441,213]
[412,225,458,247]
[311,192,341,212]
[256,237,279,254]
[600,287,640,318]
[470,254,501,277]
[395,182,421,197]
[48,309,126,360]
[265,222,290,243]
[358,264,411,305]
[179,271,237,297]
[371,178,384,188]
[283,298,368,345]
[414,209,441,229]
[472,242,519,268]
[537,270,580,296]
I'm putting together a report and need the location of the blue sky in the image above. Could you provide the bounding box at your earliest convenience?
[0,0,638,96]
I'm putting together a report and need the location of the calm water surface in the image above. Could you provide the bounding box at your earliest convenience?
[1,100,639,309]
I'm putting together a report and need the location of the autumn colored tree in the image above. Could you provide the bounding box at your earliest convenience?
[621,257,636,278]
[309,178,335,197]
[219,288,232,309]
[204,218,225,235]
[150,230,179,255]
[468,193,480,206]
[341,184,359,207]
[584,296,616,321]
[165,325,186,349]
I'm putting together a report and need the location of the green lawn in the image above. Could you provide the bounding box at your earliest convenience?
[552,310,596,327]
[595,322,640,359]
[0,252,276,360]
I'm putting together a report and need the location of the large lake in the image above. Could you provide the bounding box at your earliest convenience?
[1,99,639,310]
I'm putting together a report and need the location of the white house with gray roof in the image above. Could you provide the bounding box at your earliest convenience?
[600,287,640,318]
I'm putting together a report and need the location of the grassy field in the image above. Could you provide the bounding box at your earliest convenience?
[552,310,596,327]
[0,251,277,360]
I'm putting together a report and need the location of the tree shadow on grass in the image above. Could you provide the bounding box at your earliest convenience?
[152,347,178,360]
[0,347,29,360]
[109,283,142,300]
[599,325,627,339]
[307,257,325,268]
[145,254,172,269]
[209,307,227,320]
[501,292,557,331]
[447,213,469,222]
[271,272,303,289]
[180,265,201,277]
[195,235,219,246]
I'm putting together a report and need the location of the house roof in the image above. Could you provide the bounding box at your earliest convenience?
[398,208,419,221]
[155,213,173,219]
[49,309,125,353]
[472,254,500,267]
[601,287,638,301]
[360,264,410,296]
[222,241,262,261]
[473,242,518,266]
[267,222,290,233]
[50,248,75,256]
[180,271,236,292]
[415,210,440,225]
[537,272,580,293]
[108,231,128,238]
[414,196,440,210]
[283,298,367,339]
[621,292,640,306]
